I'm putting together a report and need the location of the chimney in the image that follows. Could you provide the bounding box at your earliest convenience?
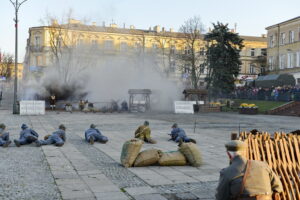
[51,19,58,26]
[149,27,152,31]
[170,28,174,32]
[110,23,118,28]
[130,25,135,29]
[68,19,81,24]
[92,22,96,26]
[162,27,165,32]
[154,25,161,33]
[102,21,105,27]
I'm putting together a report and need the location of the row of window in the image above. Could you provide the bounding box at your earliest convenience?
[269,27,300,47]
[268,52,300,70]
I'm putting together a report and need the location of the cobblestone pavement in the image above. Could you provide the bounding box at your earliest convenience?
[1,110,300,200]
[0,112,61,200]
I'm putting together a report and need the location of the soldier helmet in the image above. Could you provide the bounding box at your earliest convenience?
[172,123,178,128]
[21,124,28,130]
[144,121,149,126]
[225,140,247,152]
[90,124,96,128]
[0,123,6,129]
[59,124,66,130]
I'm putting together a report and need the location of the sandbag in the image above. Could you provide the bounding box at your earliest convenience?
[134,149,162,167]
[120,139,143,168]
[179,142,202,167]
[158,151,187,166]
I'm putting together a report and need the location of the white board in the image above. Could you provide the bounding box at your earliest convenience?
[174,101,204,114]
[20,101,45,115]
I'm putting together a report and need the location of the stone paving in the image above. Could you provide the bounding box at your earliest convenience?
[1,110,300,200]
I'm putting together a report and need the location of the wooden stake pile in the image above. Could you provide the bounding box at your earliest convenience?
[238,132,300,200]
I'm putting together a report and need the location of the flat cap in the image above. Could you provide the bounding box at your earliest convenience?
[225,140,247,151]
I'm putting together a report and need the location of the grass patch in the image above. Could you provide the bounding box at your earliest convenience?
[223,99,287,114]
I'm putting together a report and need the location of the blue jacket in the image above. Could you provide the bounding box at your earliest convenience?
[170,128,187,138]
[85,128,102,141]
[52,129,66,142]
[20,128,39,138]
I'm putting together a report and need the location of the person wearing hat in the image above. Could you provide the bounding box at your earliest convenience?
[134,121,156,144]
[215,140,283,200]
[0,123,11,147]
[14,124,39,147]
[84,124,108,144]
[169,123,196,144]
[36,124,66,147]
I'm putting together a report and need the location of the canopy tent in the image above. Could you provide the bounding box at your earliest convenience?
[255,74,295,88]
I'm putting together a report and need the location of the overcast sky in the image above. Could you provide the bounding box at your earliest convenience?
[1,0,300,61]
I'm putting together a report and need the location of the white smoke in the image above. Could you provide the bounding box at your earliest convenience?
[22,45,184,111]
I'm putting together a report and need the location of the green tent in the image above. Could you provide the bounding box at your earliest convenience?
[255,74,295,88]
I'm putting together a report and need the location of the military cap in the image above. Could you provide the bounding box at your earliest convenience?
[144,121,149,126]
[21,124,28,129]
[225,140,247,151]
[90,124,96,128]
[172,123,178,128]
[59,124,66,130]
[0,123,6,129]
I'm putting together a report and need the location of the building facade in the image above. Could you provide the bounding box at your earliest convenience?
[24,19,267,86]
[266,16,300,84]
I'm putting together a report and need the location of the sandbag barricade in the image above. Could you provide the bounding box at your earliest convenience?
[158,151,187,166]
[120,139,202,167]
[237,131,300,200]
[134,149,162,167]
[120,139,143,168]
[179,142,202,167]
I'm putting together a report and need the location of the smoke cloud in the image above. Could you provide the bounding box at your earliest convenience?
[21,45,184,111]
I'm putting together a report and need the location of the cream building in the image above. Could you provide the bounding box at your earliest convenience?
[266,16,300,84]
[24,19,267,86]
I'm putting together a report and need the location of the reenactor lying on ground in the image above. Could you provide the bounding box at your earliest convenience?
[36,124,66,147]
[215,140,283,200]
[250,129,261,135]
[169,123,196,144]
[14,124,39,147]
[0,123,11,148]
[85,124,108,144]
[290,129,300,135]
[134,121,156,144]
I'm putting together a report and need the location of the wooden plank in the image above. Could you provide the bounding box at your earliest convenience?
[281,164,296,200]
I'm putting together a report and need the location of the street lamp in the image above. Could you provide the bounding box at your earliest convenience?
[9,0,28,114]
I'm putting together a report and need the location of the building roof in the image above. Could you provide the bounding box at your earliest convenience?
[240,35,267,42]
[31,23,188,39]
[265,16,300,30]
[30,23,266,42]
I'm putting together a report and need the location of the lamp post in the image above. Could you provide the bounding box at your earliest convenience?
[9,0,28,114]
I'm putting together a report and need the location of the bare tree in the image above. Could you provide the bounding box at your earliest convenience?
[178,16,205,89]
[40,10,93,85]
[0,52,14,79]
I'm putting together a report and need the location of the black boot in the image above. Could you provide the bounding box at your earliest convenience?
[14,139,20,147]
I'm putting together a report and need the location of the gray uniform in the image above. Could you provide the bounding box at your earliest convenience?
[85,128,108,143]
[0,128,10,146]
[37,129,66,146]
[15,127,39,145]
[215,155,283,200]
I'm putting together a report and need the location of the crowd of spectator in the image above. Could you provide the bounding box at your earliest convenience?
[233,86,300,102]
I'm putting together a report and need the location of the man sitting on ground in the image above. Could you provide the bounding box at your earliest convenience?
[134,121,156,144]
[85,124,108,144]
[36,124,66,147]
[0,123,11,148]
[14,124,39,147]
[169,123,196,144]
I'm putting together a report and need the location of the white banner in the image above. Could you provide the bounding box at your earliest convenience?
[174,101,204,114]
[20,101,45,115]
